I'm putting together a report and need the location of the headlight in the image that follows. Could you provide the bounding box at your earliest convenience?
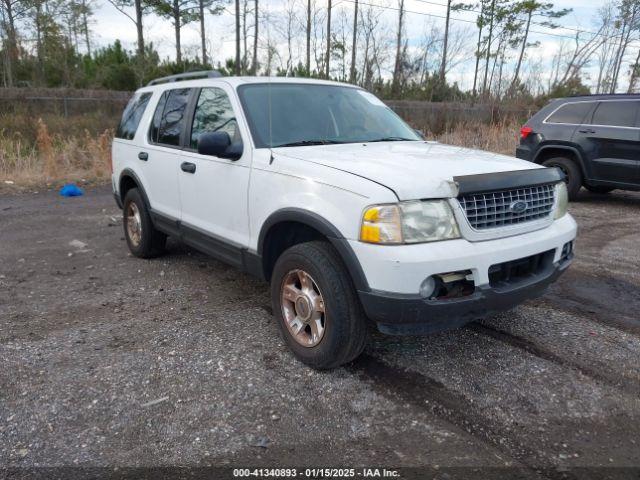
[360,200,460,244]
[554,182,568,219]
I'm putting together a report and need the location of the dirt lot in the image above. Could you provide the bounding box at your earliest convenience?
[1,185,639,478]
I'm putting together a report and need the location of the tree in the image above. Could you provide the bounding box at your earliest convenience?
[235,0,240,74]
[1,0,29,86]
[508,1,570,94]
[146,0,208,63]
[325,0,331,78]
[251,0,258,74]
[106,0,147,57]
[306,0,311,73]
[392,0,404,94]
[481,0,496,96]
[349,0,357,83]
[439,0,452,83]
[610,0,640,93]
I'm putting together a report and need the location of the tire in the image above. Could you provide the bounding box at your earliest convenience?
[542,157,582,200]
[123,188,166,258]
[270,241,367,369]
[585,185,614,194]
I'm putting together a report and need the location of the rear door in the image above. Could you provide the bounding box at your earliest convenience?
[573,100,640,186]
[143,87,193,223]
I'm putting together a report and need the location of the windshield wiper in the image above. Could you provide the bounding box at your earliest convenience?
[273,139,344,147]
[365,136,418,143]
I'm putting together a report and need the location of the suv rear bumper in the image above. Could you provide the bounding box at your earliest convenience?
[516,145,533,161]
[359,254,571,335]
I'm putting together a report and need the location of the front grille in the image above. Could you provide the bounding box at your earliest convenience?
[458,184,556,230]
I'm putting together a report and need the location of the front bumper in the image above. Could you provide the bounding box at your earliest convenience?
[350,214,577,335]
[359,253,571,335]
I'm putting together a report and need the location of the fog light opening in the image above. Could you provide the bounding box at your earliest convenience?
[428,270,475,300]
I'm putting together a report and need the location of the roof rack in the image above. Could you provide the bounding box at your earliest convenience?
[147,70,222,86]
[568,93,640,98]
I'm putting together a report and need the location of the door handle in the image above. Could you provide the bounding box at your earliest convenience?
[578,128,596,134]
[138,151,149,161]
[181,162,196,174]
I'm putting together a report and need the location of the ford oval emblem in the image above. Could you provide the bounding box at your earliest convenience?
[509,200,529,214]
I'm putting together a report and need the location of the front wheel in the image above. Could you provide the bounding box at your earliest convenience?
[270,241,367,369]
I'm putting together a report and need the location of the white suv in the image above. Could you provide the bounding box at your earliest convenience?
[111,71,577,369]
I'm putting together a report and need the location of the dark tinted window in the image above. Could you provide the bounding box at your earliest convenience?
[592,101,638,127]
[190,88,240,149]
[116,92,152,140]
[149,92,168,143]
[156,88,191,146]
[546,102,594,124]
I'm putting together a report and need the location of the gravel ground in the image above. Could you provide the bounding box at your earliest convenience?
[1,185,639,478]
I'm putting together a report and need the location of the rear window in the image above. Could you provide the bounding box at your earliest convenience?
[591,101,638,127]
[115,92,152,140]
[149,88,191,146]
[546,102,594,125]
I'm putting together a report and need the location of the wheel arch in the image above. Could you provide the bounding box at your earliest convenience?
[118,169,151,209]
[533,145,587,179]
[258,208,370,292]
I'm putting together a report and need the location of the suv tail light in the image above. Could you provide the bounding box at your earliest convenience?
[520,126,533,140]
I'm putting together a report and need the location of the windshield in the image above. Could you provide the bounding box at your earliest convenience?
[237,83,421,148]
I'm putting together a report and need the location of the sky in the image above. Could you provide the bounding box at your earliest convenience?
[89,0,620,91]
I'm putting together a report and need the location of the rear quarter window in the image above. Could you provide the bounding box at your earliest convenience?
[546,102,594,125]
[115,92,152,140]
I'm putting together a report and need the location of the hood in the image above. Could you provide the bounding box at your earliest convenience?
[274,141,542,200]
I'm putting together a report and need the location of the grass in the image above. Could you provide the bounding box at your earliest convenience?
[432,120,519,156]
[0,116,113,190]
[0,114,520,190]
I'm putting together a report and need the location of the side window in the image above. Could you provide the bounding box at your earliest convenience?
[591,101,639,128]
[156,88,191,146]
[546,102,594,125]
[116,92,152,140]
[149,91,168,143]
[190,87,240,149]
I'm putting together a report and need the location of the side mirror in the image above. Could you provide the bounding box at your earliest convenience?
[197,132,243,160]
[414,129,426,140]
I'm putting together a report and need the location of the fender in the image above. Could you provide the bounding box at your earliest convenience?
[118,168,152,208]
[119,168,181,237]
[258,208,370,292]
[533,144,589,178]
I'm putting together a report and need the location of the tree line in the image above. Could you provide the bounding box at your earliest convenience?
[1,0,640,101]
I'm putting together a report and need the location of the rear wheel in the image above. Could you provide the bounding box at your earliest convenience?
[270,241,367,369]
[585,185,615,194]
[123,188,166,258]
[542,157,582,200]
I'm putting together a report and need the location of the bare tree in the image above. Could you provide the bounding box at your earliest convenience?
[350,0,358,83]
[481,0,496,96]
[439,0,451,83]
[251,0,258,73]
[306,0,311,72]
[106,0,146,57]
[610,0,640,93]
[392,0,404,94]
[235,0,240,74]
[325,0,331,78]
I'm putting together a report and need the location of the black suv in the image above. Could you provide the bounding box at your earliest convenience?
[517,94,640,200]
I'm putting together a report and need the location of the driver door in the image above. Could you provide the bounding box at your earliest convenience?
[177,86,252,253]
